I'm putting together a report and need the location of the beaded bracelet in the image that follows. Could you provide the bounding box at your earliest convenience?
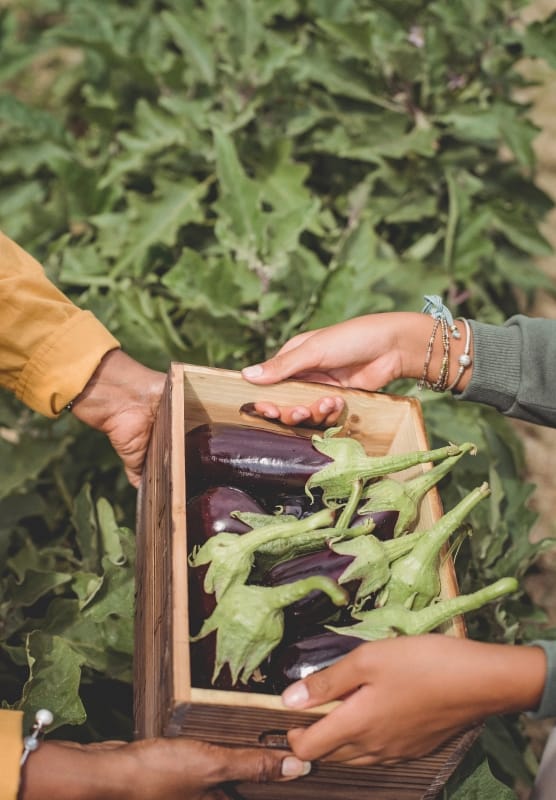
[431,315,451,392]
[20,708,53,767]
[417,315,451,392]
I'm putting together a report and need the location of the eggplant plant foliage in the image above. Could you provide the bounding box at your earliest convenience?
[1,0,556,794]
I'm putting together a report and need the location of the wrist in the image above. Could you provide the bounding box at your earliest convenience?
[463,641,546,718]
[70,349,164,436]
[404,313,475,392]
[20,742,132,800]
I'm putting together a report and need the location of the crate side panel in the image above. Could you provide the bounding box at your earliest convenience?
[135,369,186,736]
[166,703,479,800]
[170,364,191,703]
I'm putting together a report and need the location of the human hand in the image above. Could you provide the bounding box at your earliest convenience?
[23,738,311,800]
[280,635,546,766]
[241,313,428,426]
[69,349,166,488]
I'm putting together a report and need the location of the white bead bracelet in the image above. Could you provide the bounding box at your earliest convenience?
[446,318,473,392]
[20,708,53,766]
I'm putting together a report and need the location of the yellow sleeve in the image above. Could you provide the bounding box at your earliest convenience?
[0,709,23,800]
[0,231,120,417]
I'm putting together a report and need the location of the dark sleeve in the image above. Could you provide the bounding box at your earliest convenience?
[457,315,556,429]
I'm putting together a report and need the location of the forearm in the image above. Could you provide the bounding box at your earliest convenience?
[19,743,128,800]
[464,640,546,719]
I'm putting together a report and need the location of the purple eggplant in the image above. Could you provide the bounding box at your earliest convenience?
[263,526,423,629]
[187,486,267,545]
[191,577,348,686]
[185,423,332,498]
[270,492,325,519]
[187,486,268,636]
[268,630,364,693]
[264,548,357,631]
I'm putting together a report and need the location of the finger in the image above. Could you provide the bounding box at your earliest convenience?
[241,339,326,385]
[248,397,344,428]
[211,746,311,784]
[288,729,374,765]
[248,402,312,426]
[306,397,344,426]
[282,646,366,711]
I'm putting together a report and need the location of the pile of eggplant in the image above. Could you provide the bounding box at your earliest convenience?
[185,422,518,694]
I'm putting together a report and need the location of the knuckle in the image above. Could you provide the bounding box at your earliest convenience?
[307,670,332,697]
[250,751,280,783]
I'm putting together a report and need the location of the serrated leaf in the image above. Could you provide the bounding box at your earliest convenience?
[18,632,86,731]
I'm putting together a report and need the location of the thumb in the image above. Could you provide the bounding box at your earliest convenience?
[242,340,323,386]
[282,647,365,711]
[213,746,311,784]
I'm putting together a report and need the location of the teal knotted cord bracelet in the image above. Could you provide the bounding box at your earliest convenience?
[422,295,461,339]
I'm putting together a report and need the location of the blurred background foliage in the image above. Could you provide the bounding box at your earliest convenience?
[1,1,556,795]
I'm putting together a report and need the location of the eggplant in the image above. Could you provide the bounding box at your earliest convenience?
[190,634,271,694]
[187,485,267,546]
[268,630,364,694]
[185,423,332,498]
[350,507,397,538]
[271,492,324,519]
[190,577,348,687]
[263,548,357,632]
[187,486,268,635]
[263,525,422,629]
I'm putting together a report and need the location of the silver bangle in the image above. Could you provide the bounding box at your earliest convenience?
[446,318,472,392]
[20,709,53,766]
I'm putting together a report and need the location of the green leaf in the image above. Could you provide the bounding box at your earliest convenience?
[213,128,265,257]
[449,758,518,799]
[18,632,86,731]
[110,178,209,277]
[0,435,73,501]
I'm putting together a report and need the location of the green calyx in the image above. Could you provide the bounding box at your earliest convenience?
[192,576,348,685]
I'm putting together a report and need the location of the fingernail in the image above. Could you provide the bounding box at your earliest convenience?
[319,398,334,413]
[291,410,309,423]
[281,756,312,777]
[242,364,263,379]
[282,682,309,708]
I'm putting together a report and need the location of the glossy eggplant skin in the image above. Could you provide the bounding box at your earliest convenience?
[350,508,398,540]
[186,485,267,547]
[268,630,363,693]
[185,423,332,499]
[187,486,267,636]
[264,548,356,632]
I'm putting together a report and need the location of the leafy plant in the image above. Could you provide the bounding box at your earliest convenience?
[1,0,556,794]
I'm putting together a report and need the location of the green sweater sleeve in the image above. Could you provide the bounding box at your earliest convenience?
[458,315,556,428]
[458,316,556,717]
[529,641,556,719]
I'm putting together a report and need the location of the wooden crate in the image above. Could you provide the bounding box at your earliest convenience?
[134,363,479,800]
